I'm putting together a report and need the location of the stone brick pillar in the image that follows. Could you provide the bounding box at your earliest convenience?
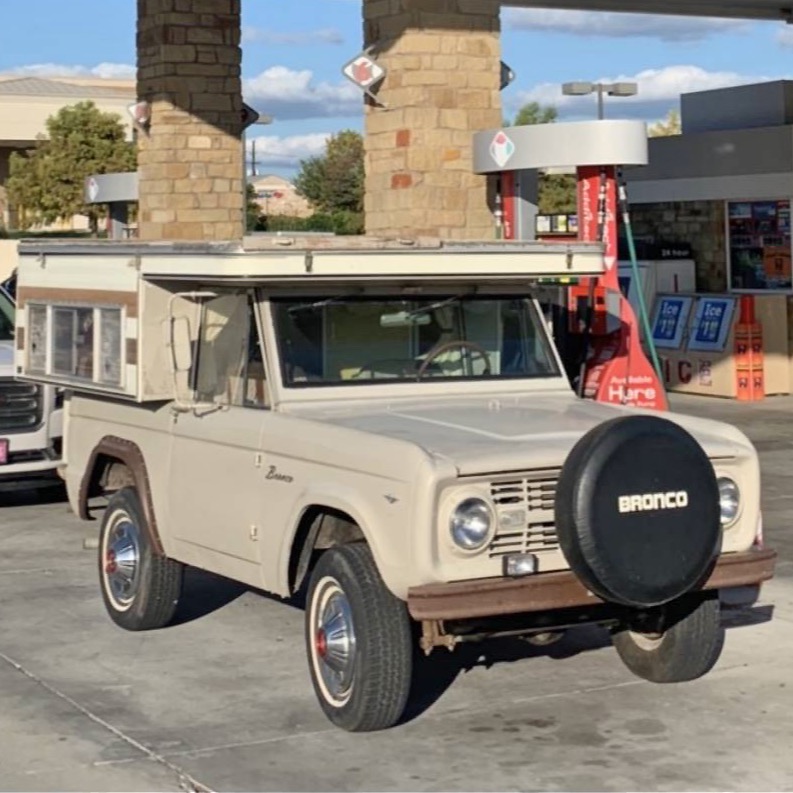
[363,0,502,239]
[136,0,244,241]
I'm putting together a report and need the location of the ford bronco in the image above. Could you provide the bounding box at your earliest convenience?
[14,237,776,732]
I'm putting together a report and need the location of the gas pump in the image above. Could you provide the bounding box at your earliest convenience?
[473,119,667,411]
[573,165,667,409]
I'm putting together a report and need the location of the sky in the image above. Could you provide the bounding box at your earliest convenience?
[0,1,792,178]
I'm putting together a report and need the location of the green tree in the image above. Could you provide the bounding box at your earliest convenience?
[6,101,135,233]
[506,101,558,127]
[506,102,576,214]
[246,182,262,232]
[649,108,682,137]
[294,130,364,214]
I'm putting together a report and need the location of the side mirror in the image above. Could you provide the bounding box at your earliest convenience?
[166,290,218,413]
[170,315,193,373]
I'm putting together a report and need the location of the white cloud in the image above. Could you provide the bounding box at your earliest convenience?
[242,27,344,46]
[504,8,748,42]
[246,133,330,168]
[7,62,135,79]
[512,65,791,121]
[4,61,362,122]
[243,66,361,121]
[776,26,793,47]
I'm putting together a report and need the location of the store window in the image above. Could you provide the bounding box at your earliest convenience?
[728,200,792,292]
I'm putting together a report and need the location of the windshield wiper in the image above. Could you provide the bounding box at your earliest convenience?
[287,294,357,315]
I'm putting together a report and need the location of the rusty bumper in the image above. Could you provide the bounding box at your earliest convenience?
[407,548,777,621]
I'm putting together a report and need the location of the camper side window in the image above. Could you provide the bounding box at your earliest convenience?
[36,304,124,386]
[194,294,269,409]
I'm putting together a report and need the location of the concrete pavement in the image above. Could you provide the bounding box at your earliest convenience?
[0,394,792,792]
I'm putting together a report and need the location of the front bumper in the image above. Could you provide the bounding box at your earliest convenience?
[0,452,61,483]
[407,548,777,621]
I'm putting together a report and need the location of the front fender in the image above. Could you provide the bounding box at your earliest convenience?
[277,482,413,600]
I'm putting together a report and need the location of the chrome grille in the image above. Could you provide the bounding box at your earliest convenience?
[488,471,561,558]
[0,378,42,433]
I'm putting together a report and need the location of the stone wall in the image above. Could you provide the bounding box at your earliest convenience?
[629,200,727,292]
[363,0,502,239]
[136,0,243,241]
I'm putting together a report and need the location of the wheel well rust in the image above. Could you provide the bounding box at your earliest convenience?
[79,436,164,555]
[289,506,365,594]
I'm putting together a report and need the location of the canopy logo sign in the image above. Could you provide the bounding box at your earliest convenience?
[490,131,515,169]
[86,177,100,203]
[342,49,387,102]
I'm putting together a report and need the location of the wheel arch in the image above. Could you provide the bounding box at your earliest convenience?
[79,436,164,555]
[284,495,390,596]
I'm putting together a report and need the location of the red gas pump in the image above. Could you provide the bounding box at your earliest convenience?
[572,165,667,411]
[473,120,664,410]
[494,171,517,241]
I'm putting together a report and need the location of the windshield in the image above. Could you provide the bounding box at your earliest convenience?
[273,294,560,387]
[0,288,14,342]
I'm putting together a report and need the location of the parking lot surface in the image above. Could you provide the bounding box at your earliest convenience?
[1,394,792,792]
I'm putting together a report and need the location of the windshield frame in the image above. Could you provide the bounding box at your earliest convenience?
[260,287,571,404]
[0,286,14,343]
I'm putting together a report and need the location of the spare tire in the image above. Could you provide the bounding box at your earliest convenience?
[555,415,721,608]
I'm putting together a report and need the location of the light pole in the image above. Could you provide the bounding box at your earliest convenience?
[243,112,273,232]
[562,81,638,120]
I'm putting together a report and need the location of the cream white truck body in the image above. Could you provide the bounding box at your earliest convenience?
[0,283,62,482]
[14,238,764,603]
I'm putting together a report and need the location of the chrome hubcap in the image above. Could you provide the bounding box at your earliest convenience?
[103,510,141,610]
[311,578,356,705]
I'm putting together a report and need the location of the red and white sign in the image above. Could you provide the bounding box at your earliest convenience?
[342,53,386,90]
[490,131,516,169]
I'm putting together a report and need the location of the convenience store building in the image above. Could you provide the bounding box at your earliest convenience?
[624,80,793,399]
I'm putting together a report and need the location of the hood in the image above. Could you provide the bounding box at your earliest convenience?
[293,393,751,475]
[0,339,14,373]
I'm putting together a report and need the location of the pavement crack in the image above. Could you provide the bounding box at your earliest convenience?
[0,651,214,793]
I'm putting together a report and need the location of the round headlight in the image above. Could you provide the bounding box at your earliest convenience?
[450,498,493,551]
[718,477,740,527]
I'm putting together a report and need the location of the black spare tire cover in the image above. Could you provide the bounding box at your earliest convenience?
[555,415,721,608]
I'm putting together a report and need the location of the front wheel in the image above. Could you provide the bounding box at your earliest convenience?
[98,486,183,631]
[305,543,413,732]
[613,594,724,683]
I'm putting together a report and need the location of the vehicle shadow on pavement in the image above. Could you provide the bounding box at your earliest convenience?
[0,481,67,508]
[172,572,309,626]
[721,604,774,628]
[171,568,250,625]
[401,625,612,725]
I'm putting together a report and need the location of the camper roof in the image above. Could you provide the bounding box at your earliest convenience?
[17,236,604,284]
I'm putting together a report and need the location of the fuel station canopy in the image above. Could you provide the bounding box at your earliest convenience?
[515,0,791,21]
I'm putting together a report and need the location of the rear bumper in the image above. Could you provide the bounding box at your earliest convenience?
[407,548,777,621]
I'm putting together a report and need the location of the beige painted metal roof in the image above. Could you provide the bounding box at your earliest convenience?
[0,77,134,146]
[0,76,133,98]
[513,0,791,20]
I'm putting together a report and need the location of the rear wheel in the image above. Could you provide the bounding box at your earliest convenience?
[613,594,724,683]
[305,543,413,732]
[98,487,183,631]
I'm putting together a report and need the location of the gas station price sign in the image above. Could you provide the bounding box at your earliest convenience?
[651,296,693,350]
[688,297,736,353]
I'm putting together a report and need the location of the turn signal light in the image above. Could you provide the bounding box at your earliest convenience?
[503,553,538,578]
